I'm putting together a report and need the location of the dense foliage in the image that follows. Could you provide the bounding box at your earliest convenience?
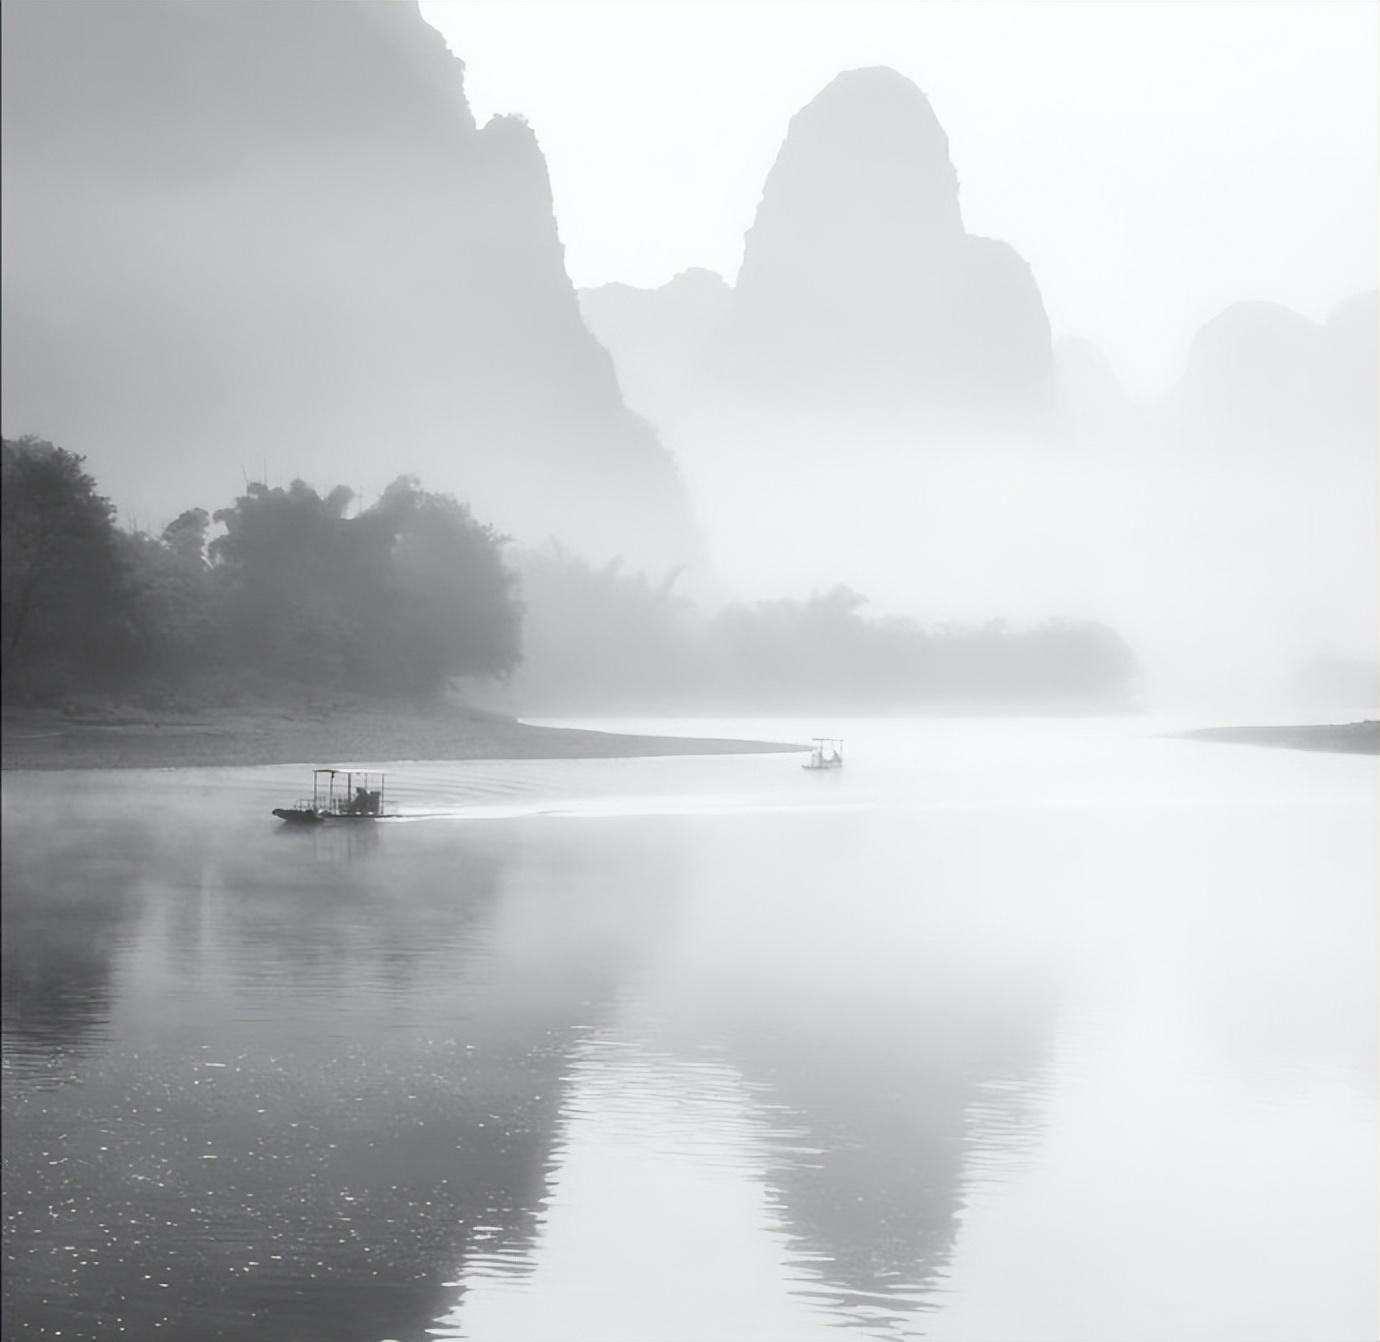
[2,437,131,699]
[208,477,520,695]
[2,436,1135,713]
[1,439,521,704]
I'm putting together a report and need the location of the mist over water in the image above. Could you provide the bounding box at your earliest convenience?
[658,410,1378,712]
[4,720,1376,1341]
[2,4,1376,1339]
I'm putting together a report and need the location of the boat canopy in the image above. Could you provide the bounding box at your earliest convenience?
[804,738,844,769]
[311,768,387,816]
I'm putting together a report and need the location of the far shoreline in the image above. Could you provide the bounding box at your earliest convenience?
[1178,721,1379,756]
[1,704,805,773]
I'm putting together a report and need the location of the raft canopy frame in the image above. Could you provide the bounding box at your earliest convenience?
[309,768,387,816]
[803,738,844,770]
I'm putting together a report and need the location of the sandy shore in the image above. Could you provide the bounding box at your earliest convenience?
[1,704,804,771]
[1180,721,1379,755]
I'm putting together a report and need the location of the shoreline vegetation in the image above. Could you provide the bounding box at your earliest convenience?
[2,442,1141,737]
[1,703,804,772]
[6,705,1377,772]
[1180,721,1379,755]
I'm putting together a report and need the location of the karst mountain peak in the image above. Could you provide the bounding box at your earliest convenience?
[686,64,1053,427]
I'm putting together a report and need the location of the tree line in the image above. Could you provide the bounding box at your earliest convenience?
[498,547,1137,712]
[2,435,1136,713]
[1,437,520,705]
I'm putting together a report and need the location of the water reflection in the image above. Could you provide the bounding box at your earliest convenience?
[3,730,1376,1342]
[438,1016,1054,1342]
[438,1027,838,1341]
[2,774,693,1342]
[722,997,1052,1335]
[428,805,1063,1340]
[651,809,1061,1336]
[2,810,158,1073]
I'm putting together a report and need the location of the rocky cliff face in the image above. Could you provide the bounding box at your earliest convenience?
[0,0,692,568]
[698,67,1054,430]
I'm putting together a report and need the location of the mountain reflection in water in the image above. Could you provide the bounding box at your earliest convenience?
[2,719,1376,1342]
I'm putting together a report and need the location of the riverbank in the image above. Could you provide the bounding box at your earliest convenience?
[1,703,803,771]
[1181,721,1379,755]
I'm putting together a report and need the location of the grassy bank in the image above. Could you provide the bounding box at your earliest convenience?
[1181,721,1379,755]
[1,702,803,771]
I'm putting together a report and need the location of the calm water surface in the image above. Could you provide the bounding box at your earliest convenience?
[2,718,1376,1341]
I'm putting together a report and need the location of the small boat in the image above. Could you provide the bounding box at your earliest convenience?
[802,737,844,770]
[273,768,394,823]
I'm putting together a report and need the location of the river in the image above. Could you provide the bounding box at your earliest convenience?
[2,717,1375,1341]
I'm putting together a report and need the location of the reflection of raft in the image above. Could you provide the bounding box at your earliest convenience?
[803,738,844,770]
[272,769,393,823]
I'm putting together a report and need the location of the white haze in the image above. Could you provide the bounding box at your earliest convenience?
[665,413,1378,713]
[489,8,1375,718]
[1,1,1373,716]
[422,0,1377,399]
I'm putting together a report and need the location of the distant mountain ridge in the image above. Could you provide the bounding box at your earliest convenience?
[1,0,693,568]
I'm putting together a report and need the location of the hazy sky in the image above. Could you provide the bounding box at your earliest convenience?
[418,0,1377,398]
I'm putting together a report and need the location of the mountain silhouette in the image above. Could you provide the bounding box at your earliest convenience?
[1172,291,1379,462]
[579,267,731,433]
[698,67,1054,429]
[0,0,693,568]
[1126,289,1379,705]
[1054,337,1130,432]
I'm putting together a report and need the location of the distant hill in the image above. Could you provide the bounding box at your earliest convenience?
[698,67,1054,431]
[579,268,731,434]
[0,0,694,569]
[1136,290,1379,704]
[1052,336,1146,451]
[568,68,1067,631]
[1170,291,1378,462]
